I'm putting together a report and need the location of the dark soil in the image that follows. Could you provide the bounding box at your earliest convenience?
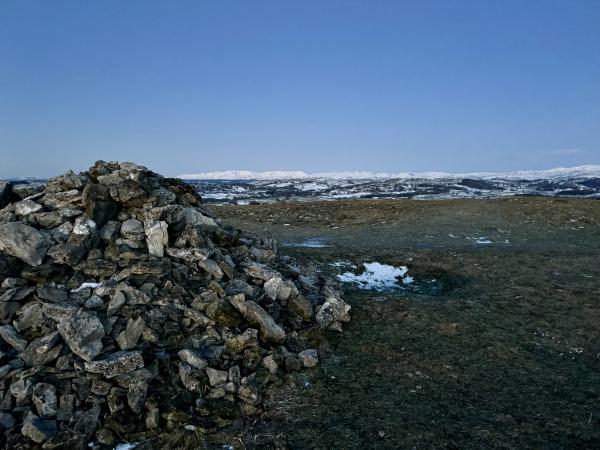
[209,198,600,449]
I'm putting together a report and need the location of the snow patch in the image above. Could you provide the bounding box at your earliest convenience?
[283,238,331,248]
[337,262,413,290]
[114,443,136,450]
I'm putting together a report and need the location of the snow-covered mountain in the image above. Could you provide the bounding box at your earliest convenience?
[182,165,600,204]
[178,165,600,181]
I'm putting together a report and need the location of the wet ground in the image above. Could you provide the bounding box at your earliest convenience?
[210,198,600,449]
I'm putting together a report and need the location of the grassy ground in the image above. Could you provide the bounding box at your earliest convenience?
[208,198,600,449]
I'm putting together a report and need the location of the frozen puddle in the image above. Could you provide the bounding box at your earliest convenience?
[282,237,331,248]
[337,262,414,291]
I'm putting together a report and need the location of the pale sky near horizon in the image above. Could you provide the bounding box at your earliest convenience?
[1,0,599,178]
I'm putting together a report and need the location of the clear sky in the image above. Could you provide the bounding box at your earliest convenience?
[1,0,599,178]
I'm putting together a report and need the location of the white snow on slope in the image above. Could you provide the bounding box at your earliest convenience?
[178,165,600,181]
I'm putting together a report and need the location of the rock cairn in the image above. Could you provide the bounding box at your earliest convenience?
[0,161,350,448]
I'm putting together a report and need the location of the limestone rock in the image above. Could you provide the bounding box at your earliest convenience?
[56,310,105,361]
[144,219,169,257]
[84,351,145,378]
[0,222,52,266]
[229,295,286,344]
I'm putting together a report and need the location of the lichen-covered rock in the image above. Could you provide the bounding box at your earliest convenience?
[0,222,51,266]
[229,295,286,344]
[56,310,105,361]
[84,351,145,377]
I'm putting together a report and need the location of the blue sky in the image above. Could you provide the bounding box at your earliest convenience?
[1,0,599,178]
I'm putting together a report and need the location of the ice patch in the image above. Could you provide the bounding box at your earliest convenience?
[283,238,331,248]
[72,282,103,293]
[114,443,136,450]
[467,236,493,244]
[337,262,412,290]
[330,261,357,269]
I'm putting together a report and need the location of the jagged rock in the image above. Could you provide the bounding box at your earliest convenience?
[12,182,45,199]
[120,218,145,241]
[127,380,148,414]
[0,222,52,266]
[229,295,286,344]
[178,349,208,370]
[56,310,104,361]
[15,199,43,216]
[316,296,351,330]
[99,220,120,241]
[225,328,259,353]
[32,383,58,418]
[205,367,228,386]
[84,351,144,378]
[0,325,28,351]
[0,181,13,208]
[81,182,118,227]
[144,219,169,257]
[21,412,57,443]
[198,258,224,279]
[288,294,314,320]
[10,378,33,405]
[298,349,319,368]
[42,189,81,209]
[178,362,203,392]
[262,355,278,374]
[116,316,145,350]
[205,297,244,327]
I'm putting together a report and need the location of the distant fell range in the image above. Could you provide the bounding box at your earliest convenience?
[181,165,600,204]
[178,165,600,181]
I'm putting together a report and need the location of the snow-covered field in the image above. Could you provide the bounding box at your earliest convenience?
[180,166,600,204]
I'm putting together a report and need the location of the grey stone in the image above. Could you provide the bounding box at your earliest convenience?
[15,199,43,216]
[84,351,144,378]
[262,354,278,374]
[13,303,44,331]
[127,380,148,414]
[42,189,81,209]
[144,219,169,257]
[198,258,224,279]
[0,181,13,208]
[56,310,105,361]
[99,220,121,240]
[315,296,351,330]
[205,367,228,386]
[0,325,28,351]
[21,412,57,443]
[287,294,314,320]
[225,328,259,354]
[120,219,145,240]
[32,383,58,418]
[57,394,74,420]
[178,348,208,370]
[12,182,45,199]
[298,349,319,368]
[116,316,145,350]
[229,294,286,344]
[37,286,68,302]
[10,378,33,405]
[205,298,244,327]
[0,222,52,266]
[178,362,203,392]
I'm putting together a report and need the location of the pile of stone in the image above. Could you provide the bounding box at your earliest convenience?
[0,161,350,449]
